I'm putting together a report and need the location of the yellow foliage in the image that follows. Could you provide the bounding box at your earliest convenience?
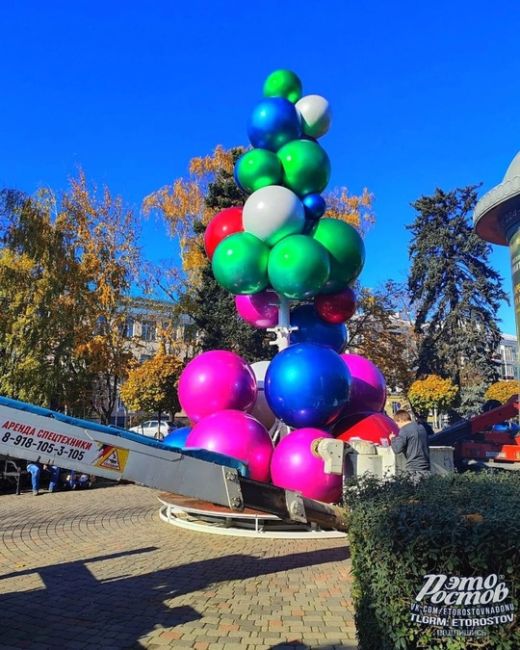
[408,374,458,413]
[120,353,183,414]
[188,145,235,178]
[325,187,375,233]
[485,380,520,404]
[74,334,134,376]
[61,170,139,311]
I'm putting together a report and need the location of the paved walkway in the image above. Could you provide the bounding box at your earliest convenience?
[0,484,357,649]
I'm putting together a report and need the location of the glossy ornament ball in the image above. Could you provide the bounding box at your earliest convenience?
[248,98,302,152]
[340,353,387,413]
[265,343,350,428]
[290,304,347,352]
[333,411,398,446]
[204,207,243,260]
[313,219,365,293]
[277,139,331,196]
[234,149,283,194]
[243,185,305,247]
[185,410,273,482]
[302,193,326,221]
[212,232,269,295]
[268,234,330,300]
[315,287,356,324]
[296,94,331,138]
[250,360,277,430]
[178,351,257,423]
[162,426,191,449]
[270,429,342,502]
[263,69,303,104]
[235,290,279,328]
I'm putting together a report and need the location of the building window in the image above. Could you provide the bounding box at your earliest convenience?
[122,318,134,338]
[141,320,156,342]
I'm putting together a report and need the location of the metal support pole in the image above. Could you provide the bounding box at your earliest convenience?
[267,294,298,352]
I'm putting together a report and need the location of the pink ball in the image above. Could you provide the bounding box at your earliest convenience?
[185,410,274,481]
[235,290,279,328]
[340,354,386,413]
[178,350,257,423]
[270,429,342,503]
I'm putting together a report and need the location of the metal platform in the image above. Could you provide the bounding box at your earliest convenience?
[157,492,347,539]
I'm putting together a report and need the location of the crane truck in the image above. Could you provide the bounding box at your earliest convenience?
[0,395,347,531]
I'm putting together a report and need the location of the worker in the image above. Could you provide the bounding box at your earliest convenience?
[47,465,61,492]
[26,462,41,495]
[389,409,431,481]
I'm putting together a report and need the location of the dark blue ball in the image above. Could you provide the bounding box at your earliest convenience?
[248,98,302,152]
[265,342,350,428]
[302,193,326,220]
[162,426,191,449]
[290,304,347,352]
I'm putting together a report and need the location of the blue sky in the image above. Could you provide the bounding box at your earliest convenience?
[1,1,518,333]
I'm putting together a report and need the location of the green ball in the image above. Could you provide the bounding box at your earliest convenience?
[312,218,365,293]
[235,149,283,194]
[212,232,269,295]
[277,139,331,196]
[268,234,330,300]
[263,69,303,104]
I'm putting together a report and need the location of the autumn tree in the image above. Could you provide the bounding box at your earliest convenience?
[144,145,375,362]
[120,353,183,431]
[0,189,91,409]
[408,374,459,428]
[346,281,417,392]
[61,172,141,423]
[485,380,520,404]
[408,185,507,389]
[0,175,141,422]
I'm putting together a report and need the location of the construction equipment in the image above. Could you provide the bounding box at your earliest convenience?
[0,395,347,531]
[430,396,520,470]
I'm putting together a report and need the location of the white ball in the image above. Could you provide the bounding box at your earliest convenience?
[243,185,305,247]
[251,360,270,389]
[296,95,331,138]
[250,360,277,430]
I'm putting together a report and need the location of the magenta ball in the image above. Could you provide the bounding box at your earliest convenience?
[270,429,342,503]
[235,290,279,328]
[340,354,386,413]
[178,350,257,423]
[185,410,273,481]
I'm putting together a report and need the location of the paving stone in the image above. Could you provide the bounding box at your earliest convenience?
[0,483,357,649]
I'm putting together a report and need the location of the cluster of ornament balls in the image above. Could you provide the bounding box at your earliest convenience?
[164,348,398,504]
[161,71,399,504]
[204,69,366,325]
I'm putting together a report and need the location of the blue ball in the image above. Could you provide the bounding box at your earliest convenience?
[248,98,302,152]
[265,343,350,428]
[290,304,347,352]
[302,193,326,220]
[162,426,192,449]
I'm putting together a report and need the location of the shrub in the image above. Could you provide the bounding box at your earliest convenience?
[408,375,458,415]
[485,380,520,404]
[345,472,520,649]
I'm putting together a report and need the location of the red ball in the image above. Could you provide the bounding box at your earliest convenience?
[333,411,398,446]
[204,207,244,260]
[315,288,356,324]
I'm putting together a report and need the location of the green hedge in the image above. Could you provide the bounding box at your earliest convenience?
[345,472,520,649]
